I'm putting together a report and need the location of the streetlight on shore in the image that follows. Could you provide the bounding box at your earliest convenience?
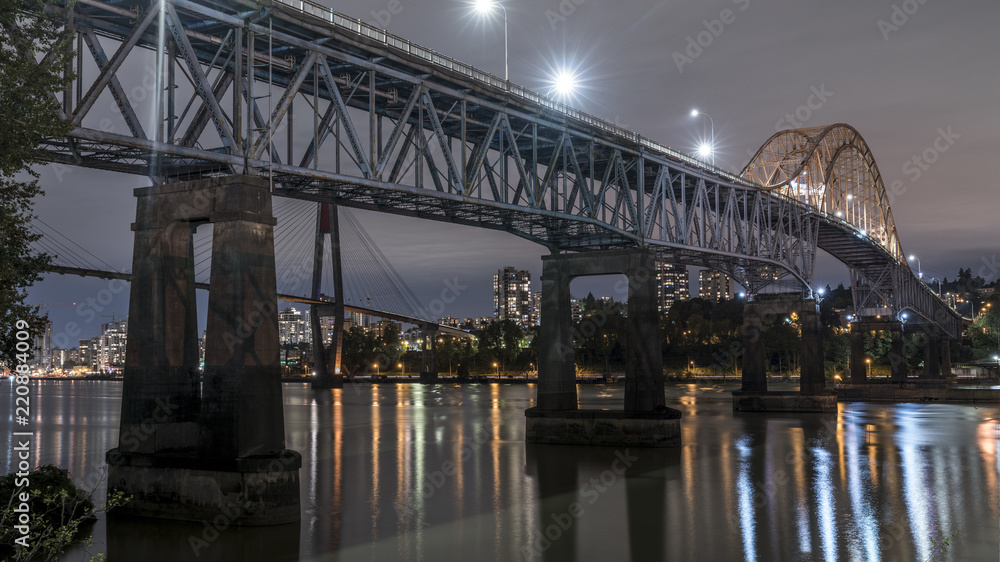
[493,361,499,380]
[472,0,508,81]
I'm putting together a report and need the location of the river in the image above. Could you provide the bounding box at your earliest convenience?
[2,380,998,561]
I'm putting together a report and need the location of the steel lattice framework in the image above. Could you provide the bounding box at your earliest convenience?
[745,125,961,337]
[35,0,962,338]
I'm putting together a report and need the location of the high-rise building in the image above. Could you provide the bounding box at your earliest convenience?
[278,307,312,345]
[99,319,128,368]
[531,291,542,326]
[493,266,533,326]
[699,270,733,302]
[655,263,689,313]
[78,339,91,369]
[31,320,53,368]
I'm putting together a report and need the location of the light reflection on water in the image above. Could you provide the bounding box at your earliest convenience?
[1,380,999,561]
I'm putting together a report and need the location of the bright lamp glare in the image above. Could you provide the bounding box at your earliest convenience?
[908,255,916,261]
[552,70,579,97]
[473,0,495,13]
[818,288,825,296]
[697,143,712,158]
[690,109,699,117]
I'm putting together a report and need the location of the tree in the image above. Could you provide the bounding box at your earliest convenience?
[0,0,74,366]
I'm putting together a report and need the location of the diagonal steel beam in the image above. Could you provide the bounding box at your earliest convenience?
[251,51,318,159]
[80,28,147,140]
[72,6,158,126]
[421,92,463,194]
[318,57,371,178]
[165,4,237,151]
[374,87,420,180]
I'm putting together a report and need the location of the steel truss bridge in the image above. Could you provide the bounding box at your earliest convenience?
[37,0,963,338]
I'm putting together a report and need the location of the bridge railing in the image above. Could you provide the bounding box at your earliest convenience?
[271,0,750,186]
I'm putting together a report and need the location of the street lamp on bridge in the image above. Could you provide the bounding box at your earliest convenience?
[908,255,922,279]
[549,68,580,99]
[690,109,715,166]
[472,0,508,82]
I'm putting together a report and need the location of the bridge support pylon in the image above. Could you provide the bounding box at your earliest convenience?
[420,327,439,383]
[890,323,908,383]
[311,203,344,389]
[107,175,300,526]
[922,333,942,380]
[733,298,837,412]
[849,325,867,384]
[525,248,681,447]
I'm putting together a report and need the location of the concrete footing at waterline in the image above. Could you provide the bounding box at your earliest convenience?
[524,407,683,448]
[732,390,839,413]
[836,383,1000,404]
[107,449,302,526]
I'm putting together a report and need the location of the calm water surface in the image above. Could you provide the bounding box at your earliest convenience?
[2,380,999,561]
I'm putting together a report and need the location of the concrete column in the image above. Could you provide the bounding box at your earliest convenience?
[849,326,867,384]
[799,301,825,395]
[624,249,665,412]
[200,181,285,458]
[538,256,577,410]
[119,205,200,454]
[921,332,941,379]
[890,323,907,383]
[313,203,344,389]
[421,328,438,382]
[741,303,767,393]
[940,337,952,378]
[326,204,345,386]
[110,176,300,526]
[309,204,328,384]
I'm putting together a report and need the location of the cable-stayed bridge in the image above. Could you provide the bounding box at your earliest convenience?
[31,205,472,337]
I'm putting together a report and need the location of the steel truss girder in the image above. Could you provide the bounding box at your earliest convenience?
[39,0,960,338]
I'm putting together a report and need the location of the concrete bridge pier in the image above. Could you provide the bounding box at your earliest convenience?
[733,298,836,412]
[890,323,908,382]
[525,248,681,447]
[849,326,867,384]
[921,332,942,380]
[420,327,439,382]
[941,336,953,379]
[739,303,768,394]
[107,176,300,526]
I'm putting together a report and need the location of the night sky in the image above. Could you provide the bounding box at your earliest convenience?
[27,0,1000,342]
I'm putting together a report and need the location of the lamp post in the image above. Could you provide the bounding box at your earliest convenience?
[374,362,380,378]
[908,255,922,279]
[493,361,499,380]
[398,362,403,377]
[866,358,871,379]
[690,109,715,166]
[473,0,508,82]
